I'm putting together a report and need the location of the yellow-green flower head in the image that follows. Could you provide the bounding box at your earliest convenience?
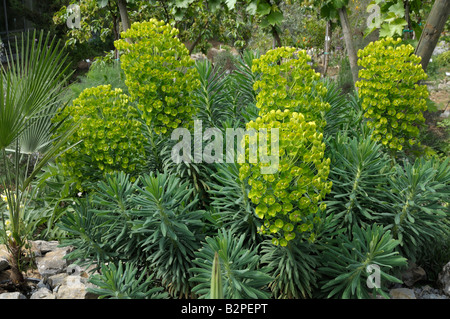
[53,84,146,190]
[239,109,331,244]
[115,19,199,134]
[251,47,329,125]
[355,38,429,152]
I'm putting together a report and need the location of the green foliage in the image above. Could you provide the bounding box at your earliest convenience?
[319,224,407,299]
[194,59,231,128]
[0,30,76,283]
[66,61,128,102]
[210,252,223,299]
[54,85,146,190]
[325,133,391,232]
[260,238,319,298]
[356,38,429,152]
[115,19,200,135]
[59,171,209,298]
[434,50,450,68]
[336,56,355,94]
[190,229,272,299]
[365,0,408,38]
[322,79,364,138]
[88,262,168,299]
[378,157,450,261]
[131,172,207,298]
[208,163,262,247]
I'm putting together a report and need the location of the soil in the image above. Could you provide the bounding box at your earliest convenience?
[0,268,42,297]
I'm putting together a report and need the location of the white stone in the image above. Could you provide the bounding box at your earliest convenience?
[0,292,27,299]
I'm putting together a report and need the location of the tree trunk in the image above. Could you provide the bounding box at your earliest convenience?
[415,0,450,72]
[117,0,130,32]
[323,20,331,76]
[112,13,120,59]
[8,241,25,285]
[338,7,359,87]
[272,27,282,48]
[404,0,412,40]
[188,33,203,55]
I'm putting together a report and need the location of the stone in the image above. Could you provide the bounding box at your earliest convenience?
[30,287,56,299]
[0,244,8,259]
[47,273,68,290]
[0,292,27,299]
[438,261,450,297]
[55,275,94,299]
[390,288,416,299]
[191,53,207,61]
[402,263,427,287]
[36,247,69,277]
[31,240,60,257]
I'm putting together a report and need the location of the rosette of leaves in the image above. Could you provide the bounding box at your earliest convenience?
[189,229,273,299]
[130,172,207,298]
[208,163,262,247]
[318,224,407,299]
[115,19,200,135]
[355,38,429,152]
[54,84,146,190]
[325,133,391,233]
[87,262,168,299]
[260,237,319,299]
[251,47,329,127]
[378,157,450,261]
[239,109,332,246]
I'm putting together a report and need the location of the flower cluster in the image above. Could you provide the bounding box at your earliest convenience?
[240,109,332,246]
[251,47,329,128]
[54,85,146,190]
[240,47,332,246]
[115,19,200,135]
[355,37,429,151]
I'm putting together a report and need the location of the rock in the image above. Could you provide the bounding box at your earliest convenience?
[47,273,68,290]
[402,263,427,287]
[0,257,9,272]
[0,244,8,259]
[440,110,449,118]
[31,240,60,257]
[36,247,69,277]
[37,279,52,290]
[390,288,416,299]
[438,261,450,297]
[55,275,97,299]
[0,292,27,299]
[191,53,207,61]
[30,287,56,299]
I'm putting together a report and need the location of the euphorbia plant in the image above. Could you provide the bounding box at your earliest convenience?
[0,31,74,285]
[239,109,332,246]
[240,47,332,246]
[53,84,146,190]
[115,19,200,135]
[355,37,429,153]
